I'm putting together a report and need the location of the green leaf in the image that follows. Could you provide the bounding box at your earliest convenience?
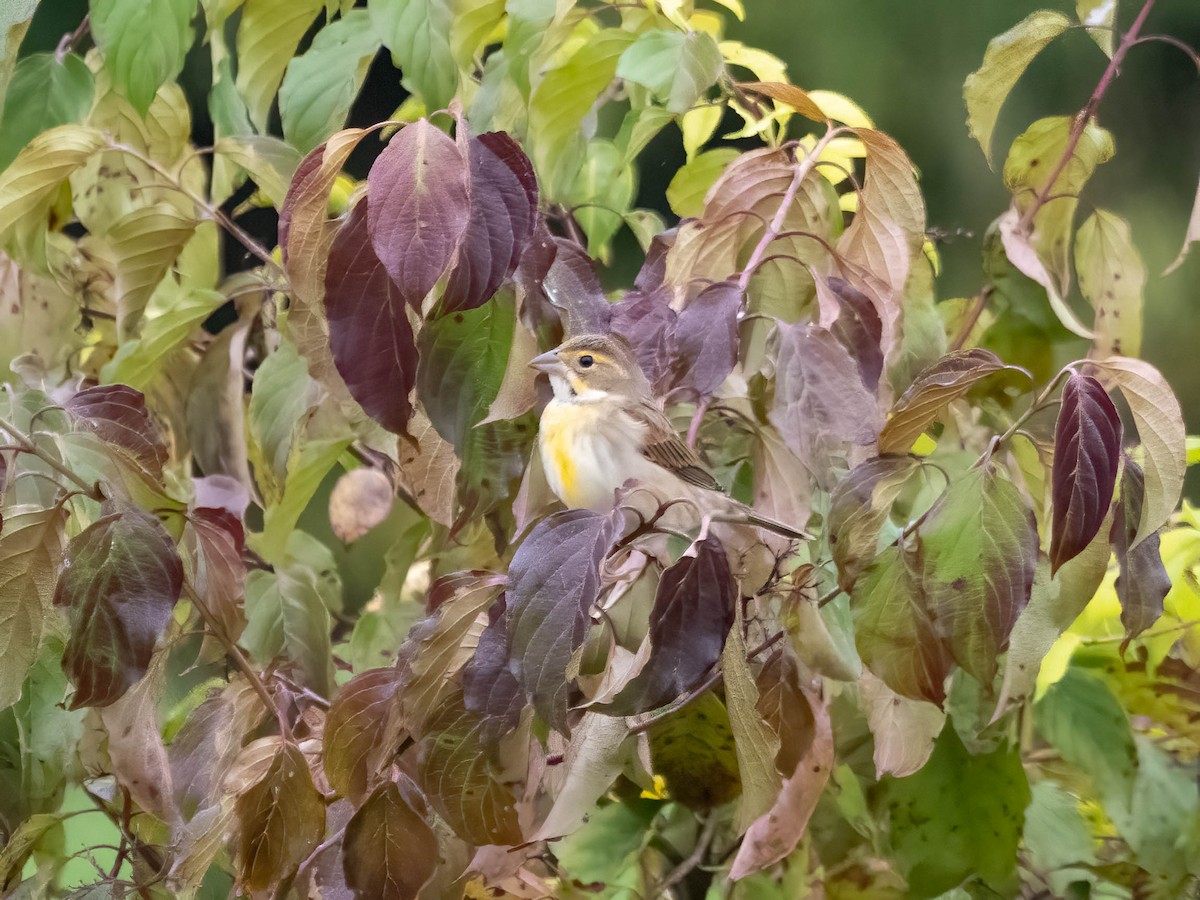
[1035,667,1137,820]
[567,138,635,260]
[248,337,321,490]
[258,435,351,564]
[921,464,1037,685]
[90,0,196,115]
[1002,116,1114,297]
[554,798,657,890]
[528,28,635,195]
[241,555,336,697]
[450,0,505,69]
[963,10,1070,166]
[1023,780,1097,895]
[616,29,722,114]
[0,505,67,710]
[101,286,226,389]
[1075,208,1145,359]
[1076,0,1115,56]
[0,53,94,172]
[1120,736,1200,881]
[0,0,41,121]
[885,725,1029,898]
[369,0,458,111]
[212,134,302,208]
[666,147,738,218]
[279,10,381,154]
[235,0,324,132]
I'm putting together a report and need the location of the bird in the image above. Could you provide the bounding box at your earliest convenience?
[528,333,811,542]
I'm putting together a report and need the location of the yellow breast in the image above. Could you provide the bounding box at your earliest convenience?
[538,400,620,510]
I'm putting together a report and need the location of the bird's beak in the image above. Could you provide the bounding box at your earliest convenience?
[529,349,566,376]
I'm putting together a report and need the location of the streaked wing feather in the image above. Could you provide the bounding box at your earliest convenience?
[628,402,724,493]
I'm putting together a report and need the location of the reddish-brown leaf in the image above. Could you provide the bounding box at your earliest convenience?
[740,80,827,121]
[878,348,1027,455]
[55,504,183,708]
[325,200,419,436]
[443,132,538,313]
[606,535,735,714]
[507,509,624,733]
[754,649,816,776]
[828,456,918,592]
[367,119,470,308]
[1050,373,1122,573]
[65,384,169,477]
[1110,461,1170,642]
[324,667,403,802]
[233,743,325,892]
[672,279,742,400]
[343,779,439,900]
[182,507,246,641]
[461,595,524,744]
[827,277,883,391]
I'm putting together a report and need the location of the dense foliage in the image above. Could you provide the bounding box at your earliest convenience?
[0,0,1198,896]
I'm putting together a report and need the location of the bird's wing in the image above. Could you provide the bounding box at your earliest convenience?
[626,401,724,493]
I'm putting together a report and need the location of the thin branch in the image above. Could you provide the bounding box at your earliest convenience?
[183,582,292,741]
[55,14,91,62]
[737,128,842,293]
[1017,0,1157,231]
[656,812,718,897]
[948,286,993,352]
[0,416,106,501]
[1130,34,1200,72]
[686,400,709,449]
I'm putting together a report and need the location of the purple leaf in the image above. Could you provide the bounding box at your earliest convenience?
[634,227,677,292]
[827,277,883,391]
[610,285,677,390]
[65,384,169,477]
[1050,373,1122,573]
[672,279,742,399]
[1111,461,1170,642]
[606,535,735,714]
[367,119,470,307]
[443,132,539,313]
[461,595,524,744]
[769,322,880,489]
[506,509,624,733]
[541,238,613,336]
[325,200,418,436]
[54,504,183,708]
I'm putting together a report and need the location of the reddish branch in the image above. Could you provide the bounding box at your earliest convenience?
[1017,0,1158,231]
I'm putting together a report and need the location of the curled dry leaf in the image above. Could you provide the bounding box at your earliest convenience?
[329,466,395,544]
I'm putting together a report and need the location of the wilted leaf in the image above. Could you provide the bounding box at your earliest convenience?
[235,0,323,131]
[616,29,722,114]
[0,505,67,709]
[1094,356,1185,547]
[234,742,326,892]
[859,670,945,778]
[368,118,469,308]
[396,411,460,527]
[886,726,1029,898]
[878,348,1025,454]
[1111,462,1170,641]
[769,322,880,489]
[1075,209,1145,358]
[533,713,630,840]
[90,0,194,114]
[1002,116,1114,296]
[1050,372,1121,573]
[829,456,917,592]
[647,691,740,810]
[443,131,539,314]
[65,384,169,478]
[921,465,1037,686]
[279,9,380,153]
[343,779,439,900]
[853,544,951,706]
[722,632,783,832]
[839,128,925,300]
[0,52,94,171]
[324,667,402,802]
[607,536,735,714]
[963,11,1071,166]
[507,509,623,732]
[54,505,183,708]
[1165,175,1200,275]
[741,80,827,121]
[729,680,832,880]
[325,200,418,436]
[417,693,522,845]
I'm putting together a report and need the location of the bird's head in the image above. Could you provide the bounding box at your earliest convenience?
[529,333,650,401]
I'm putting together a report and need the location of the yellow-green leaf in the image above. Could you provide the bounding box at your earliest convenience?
[1074,209,1145,359]
[107,200,197,338]
[0,124,105,249]
[963,10,1071,167]
[1077,0,1116,57]
[666,147,738,218]
[101,285,226,389]
[235,0,324,132]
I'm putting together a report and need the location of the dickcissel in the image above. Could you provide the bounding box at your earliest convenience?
[529,334,811,541]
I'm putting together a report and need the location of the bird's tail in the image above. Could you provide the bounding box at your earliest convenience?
[714,510,813,542]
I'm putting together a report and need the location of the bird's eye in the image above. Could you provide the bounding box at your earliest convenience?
[579,355,594,368]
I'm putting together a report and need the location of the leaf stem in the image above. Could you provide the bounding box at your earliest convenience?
[994,365,1074,448]
[1016,0,1157,231]
[182,581,292,741]
[55,13,90,62]
[655,811,718,896]
[0,416,106,501]
[737,129,842,294]
[948,286,993,352]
